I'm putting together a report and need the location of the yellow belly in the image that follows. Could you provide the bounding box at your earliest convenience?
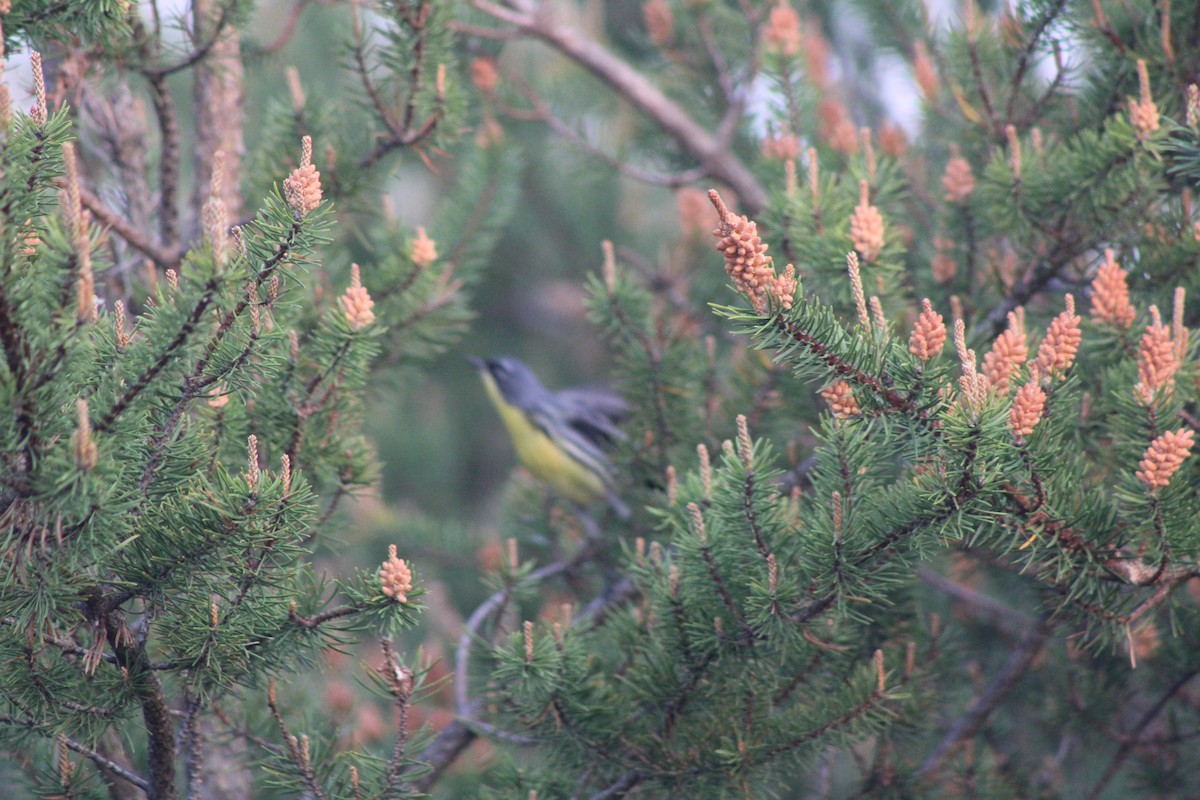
[483,375,606,504]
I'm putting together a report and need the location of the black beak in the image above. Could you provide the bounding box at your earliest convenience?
[466,356,487,371]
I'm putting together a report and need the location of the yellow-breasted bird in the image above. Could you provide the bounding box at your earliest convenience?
[469,356,630,518]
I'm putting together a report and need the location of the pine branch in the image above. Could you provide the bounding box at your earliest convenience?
[773,316,924,419]
[601,271,673,470]
[762,677,890,761]
[586,771,642,799]
[740,465,771,559]
[966,35,998,132]
[1084,670,1200,799]
[914,616,1051,783]
[0,716,150,792]
[79,186,182,270]
[474,0,767,213]
[287,603,364,629]
[147,72,181,253]
[144,0,237,78]
[266,680,328,800]
[250,0,312,55]
[22,638,120,718]
[107,618,177,800]
[502,73,708,188]
[411,531,614,789]
[916,566,1037,638]
[353,0,447,168]
[128,221,298,490]
[0,284,38,480]
[408,715,475,793]
[379,639,416,793]
[96,276,220,433]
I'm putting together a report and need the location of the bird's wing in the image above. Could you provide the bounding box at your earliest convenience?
[525,399,616,482]
[541,389,632,518]
[553,387,628,446]
[528,401,630,517]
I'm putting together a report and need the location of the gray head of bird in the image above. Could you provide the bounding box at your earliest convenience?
[467,356,548,410]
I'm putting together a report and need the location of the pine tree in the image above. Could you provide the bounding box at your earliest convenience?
[440,1,1200,797]
[5,2,1200,799]
[0,2,509,797]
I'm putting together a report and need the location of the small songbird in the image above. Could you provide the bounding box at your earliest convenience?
[469,356,630,518]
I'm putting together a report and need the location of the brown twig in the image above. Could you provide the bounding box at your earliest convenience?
[0,716,150,792]
[1084,667,1200,799]
[762,672,890,760]
[774,316,924,419]
[1002,0,1068,124]
[287,603,363,629]
[979,227,1078,338]
[914,616,1051,783]
[146,72,181,252]
[916,566,1037,638]
[106,617,177,800]
[266,680,328,800]
[418,529,613,789]
[966,36,998,133]
[474,0,767,213]
[379,639,416,792]
[352,1,447,169]
[251,0,312,55]
[143,0,237,78]
[586,771,643,799]
[448,18,520,39]
[398,0,433,136]
[96,276,221,433]
[79,187,182,271]
[192,0,245,223]
[503,74,708,188]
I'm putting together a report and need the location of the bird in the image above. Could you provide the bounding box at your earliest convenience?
[469,356,630,518]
